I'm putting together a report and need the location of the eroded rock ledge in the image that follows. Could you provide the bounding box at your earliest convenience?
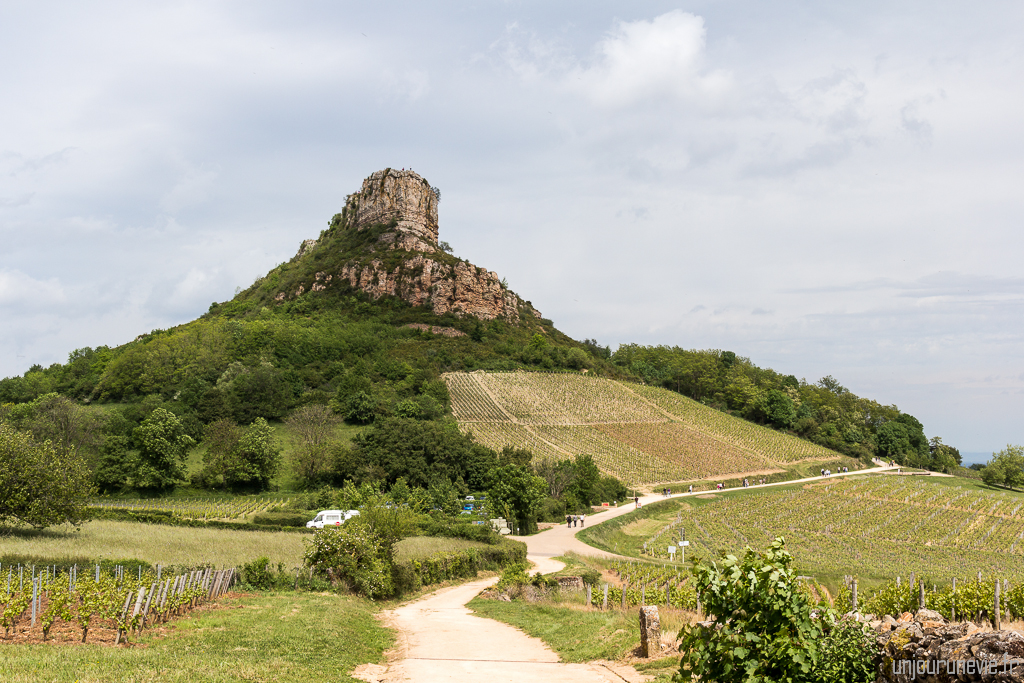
[274,168,540,324]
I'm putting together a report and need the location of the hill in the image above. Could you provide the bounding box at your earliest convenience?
[0,167,957,497]
[445,371,860,486]
[0,169,617,414]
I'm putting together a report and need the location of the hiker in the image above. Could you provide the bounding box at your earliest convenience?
[580,514,585,527]
[688,485,693,494]
[634,496,640,509]
[566,514,572,529]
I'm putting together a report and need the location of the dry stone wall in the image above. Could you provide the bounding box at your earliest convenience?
[870,609,1024,682]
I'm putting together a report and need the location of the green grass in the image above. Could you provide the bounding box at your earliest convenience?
[467,597,641,662]
[0,592,392,682]
[467,592,687,681]
[0,520,306,568]
[394,536,492,562]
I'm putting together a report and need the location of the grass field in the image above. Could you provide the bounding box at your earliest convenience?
[394,536,493,562]
[0,522,495,576]
[0,520,307,568]
[0,592,392,683]
[445,371,857,485]
[580,473,1024,587]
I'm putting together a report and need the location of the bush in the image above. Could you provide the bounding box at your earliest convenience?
[252,512,309,527]
[414,518,501,545]
[0,423,94,528]
[678,537,847,683]
[814,615,874,683]
[305,522,394,598]
[395,539,526,595]
[242,556,276,590]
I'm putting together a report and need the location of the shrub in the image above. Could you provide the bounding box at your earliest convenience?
[252,512,309,527]
[814,615,874,683]
[678,537,827,683]
[242,556,276,590]
[304,521,395,598]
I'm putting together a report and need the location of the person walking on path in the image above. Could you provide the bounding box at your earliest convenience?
[634,496,640,509]
[580,514,585,527]
[566,514,571,529]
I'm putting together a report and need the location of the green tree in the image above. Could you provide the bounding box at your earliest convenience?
[763,389,797,429]
[199,418,281,491]
[981,445,1024,489]
[348,418,497,490]
[0,423,93,528]
[569,454,600,507]
[487,464,546,535]
[874,421,911,461]
[131,408,195,490]
[227,363,292,423]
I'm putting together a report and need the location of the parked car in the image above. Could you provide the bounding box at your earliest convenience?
[306,509,360,529]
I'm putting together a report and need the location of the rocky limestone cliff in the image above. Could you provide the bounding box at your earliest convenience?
[276,169,540,324]
[349,168,439,249]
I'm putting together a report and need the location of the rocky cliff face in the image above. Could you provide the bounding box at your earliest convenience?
[350,169,439,248]
[276,169,540,324]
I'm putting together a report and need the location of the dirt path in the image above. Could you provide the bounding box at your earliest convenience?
[357,465,897,682]
[365,577,629,683]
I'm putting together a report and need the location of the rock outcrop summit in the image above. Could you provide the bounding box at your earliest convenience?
[274,168,540,323]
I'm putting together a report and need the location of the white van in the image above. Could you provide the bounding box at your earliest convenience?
[306,509,360,529]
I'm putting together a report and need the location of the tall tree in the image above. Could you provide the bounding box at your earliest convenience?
[132,408,195,490]
[0,423,93,528]
[486,464,546,535]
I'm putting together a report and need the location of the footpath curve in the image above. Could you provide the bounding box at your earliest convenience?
[360,465,896,683]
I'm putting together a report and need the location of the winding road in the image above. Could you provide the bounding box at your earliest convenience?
[356,466,896,683]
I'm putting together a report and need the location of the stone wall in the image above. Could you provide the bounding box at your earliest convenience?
[870,609,1024,682]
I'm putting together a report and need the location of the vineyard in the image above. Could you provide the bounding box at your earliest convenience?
[0,562,235,645]
[445,371,852,485]
[89,496,287,520]
[627,477,1024,583]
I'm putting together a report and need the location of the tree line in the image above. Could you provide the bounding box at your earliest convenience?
[612,344,962,473]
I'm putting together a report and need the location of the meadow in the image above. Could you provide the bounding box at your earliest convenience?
[0,520,307,568]
[0,592,391,683]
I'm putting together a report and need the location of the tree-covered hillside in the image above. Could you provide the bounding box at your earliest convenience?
[612,345,961,472]
[0,205,963,506]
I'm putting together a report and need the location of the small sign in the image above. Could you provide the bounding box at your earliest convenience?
[601,502,610,507]
[681,541,690,547]
[667,546,676,554]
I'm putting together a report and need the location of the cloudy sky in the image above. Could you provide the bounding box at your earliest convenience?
[2,1,1022,457]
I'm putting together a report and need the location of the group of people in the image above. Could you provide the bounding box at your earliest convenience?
[565,514,585,528]
[820,466,850,477]
[661,487,673,496]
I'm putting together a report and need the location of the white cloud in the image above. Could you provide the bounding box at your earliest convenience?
[569,10,729,107]
[0,269,66,308]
